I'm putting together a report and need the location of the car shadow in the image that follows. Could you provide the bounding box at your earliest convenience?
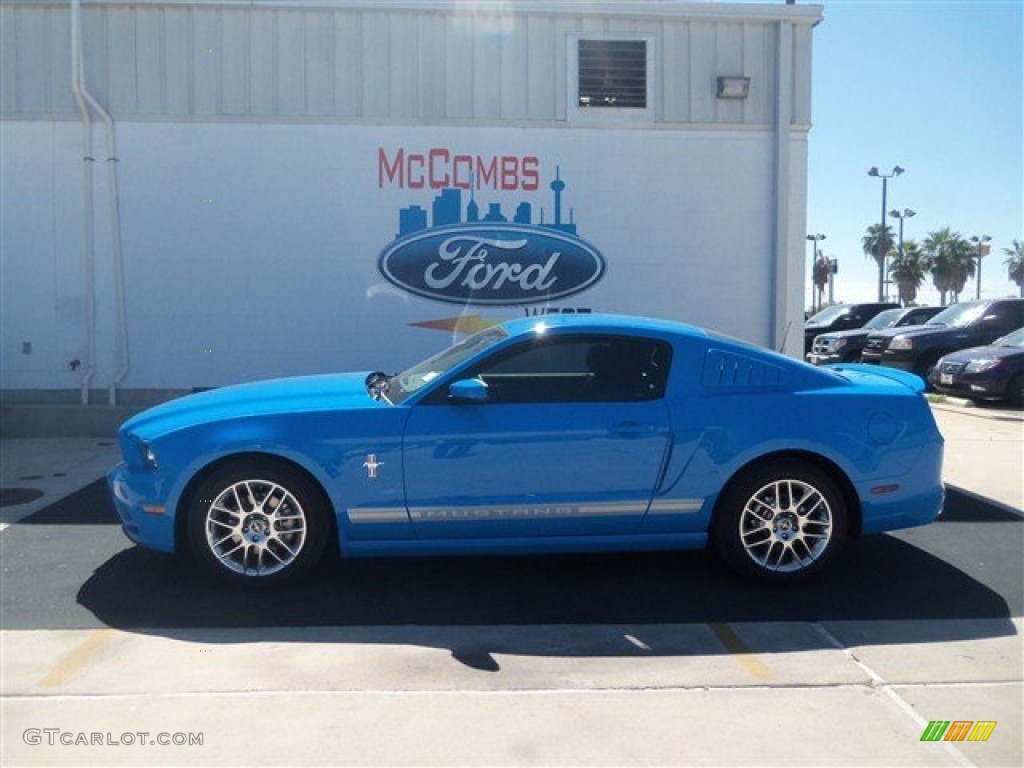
[8,480,1020,660]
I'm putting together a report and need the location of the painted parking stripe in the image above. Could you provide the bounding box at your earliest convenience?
[709,623,772,681]
[40,629,118,689]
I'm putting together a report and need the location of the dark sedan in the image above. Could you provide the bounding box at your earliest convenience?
[928,328,1024,405]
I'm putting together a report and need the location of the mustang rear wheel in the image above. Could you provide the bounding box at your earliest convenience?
[186,460,329,587]
[715,460,847,584]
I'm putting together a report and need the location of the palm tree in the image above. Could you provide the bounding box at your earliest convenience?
[888,240,929,306]
[923,228,974,305]
[862,223,894,301]
[1005,239,1024,298]
[812,255,831,311]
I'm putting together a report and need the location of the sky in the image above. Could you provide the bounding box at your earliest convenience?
[804,0,1023,308]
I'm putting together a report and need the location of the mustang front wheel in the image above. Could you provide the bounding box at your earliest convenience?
[715,460,846,584]
[187,460,329,587]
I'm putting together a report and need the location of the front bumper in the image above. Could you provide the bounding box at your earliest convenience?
[928,369,1012,400]
[807,352,841,366]
[107,462,177,553]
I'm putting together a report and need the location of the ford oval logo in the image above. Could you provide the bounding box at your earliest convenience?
[378,224,606,306]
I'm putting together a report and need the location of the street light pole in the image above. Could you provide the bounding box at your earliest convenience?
[969,235,991,300]
[888,208,916,305]
[806,233,826,313]
[868,165,904,301]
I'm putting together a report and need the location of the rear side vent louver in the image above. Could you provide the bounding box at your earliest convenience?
[702,350,783,389]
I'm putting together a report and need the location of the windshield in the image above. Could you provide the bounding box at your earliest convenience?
[388,326,510,404]
[865,308,903,330]
[994,328,1024,348]
[806,305,850,325]
[925,302,987,328]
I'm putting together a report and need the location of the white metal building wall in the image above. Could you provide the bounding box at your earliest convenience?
[1,1,822,396]
[2,1,815,126]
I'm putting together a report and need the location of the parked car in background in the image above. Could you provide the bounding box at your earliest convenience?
[807,306,943,366]
[803,302,899,355]
[928,328,1024,405]
[861,298,1024,381]
[108,314,944,589]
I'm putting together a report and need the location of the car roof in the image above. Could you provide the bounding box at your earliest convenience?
[500,313,712,340]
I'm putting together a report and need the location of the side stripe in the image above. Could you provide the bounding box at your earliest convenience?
[349,499,705,525]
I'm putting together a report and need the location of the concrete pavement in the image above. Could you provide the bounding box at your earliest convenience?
[930,403,1023,511]
[2,620,1021,766]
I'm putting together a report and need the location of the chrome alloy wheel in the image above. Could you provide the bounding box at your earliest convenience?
[738,479,833,573]
[203,479,307,576]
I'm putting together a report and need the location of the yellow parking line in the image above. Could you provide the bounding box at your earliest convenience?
[40,629,117,689]
[710,622,772,681]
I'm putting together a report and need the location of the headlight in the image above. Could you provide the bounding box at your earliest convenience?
[889,336,913,351]
[964,358,1002,373]
[129,434,159,470]
[830,338,847,351]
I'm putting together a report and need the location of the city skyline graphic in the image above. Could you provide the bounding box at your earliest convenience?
[394,167,580,240]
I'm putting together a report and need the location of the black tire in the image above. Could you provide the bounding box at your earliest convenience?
[714,459,847,585]
[186,459,330,588]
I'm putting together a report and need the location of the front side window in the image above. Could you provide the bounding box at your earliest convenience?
[985,301,1024,332]
[470,336,671,404]
[390,326,509,404]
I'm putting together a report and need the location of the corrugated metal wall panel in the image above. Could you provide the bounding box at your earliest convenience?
[361,12,389,118]
[46,7,72,113]
[715,21,744,124]
[471,14,501,119]
[742,22,768,125]
[17,6,50,113]
[500,18,529,120]
[662,21,689,123]
[688,21,715,123]
[193,10,220,115]
[277,10,306,116]
[793,22,813,126]
[333,11,362,117]
[107,8,136,112]
[417,13,445,120]
[306,11,335,116]
[163,8,191,115]
[525,14,556,120]
[3,2,817,128]
[388,12,418,119]
[135,8,165,115]
[222,9,250,115]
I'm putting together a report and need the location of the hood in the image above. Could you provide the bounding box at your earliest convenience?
[939,345,1024,364]
[866,323,935,340]
[122,372,381,440]
[814,327,872,342]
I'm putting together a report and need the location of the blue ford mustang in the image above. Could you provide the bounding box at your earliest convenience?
[108,314,944,587]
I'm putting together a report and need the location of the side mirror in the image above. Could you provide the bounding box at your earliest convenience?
[449,377,488,404]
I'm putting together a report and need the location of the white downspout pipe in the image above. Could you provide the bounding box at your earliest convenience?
[773,20,794,356]
[92,99,129,405]
[70,0,95,405]
[71,0,130,406]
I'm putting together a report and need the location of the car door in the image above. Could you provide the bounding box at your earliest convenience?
[401,334,673,539]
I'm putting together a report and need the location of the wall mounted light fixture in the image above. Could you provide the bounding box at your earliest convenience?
[716,76,751,99]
